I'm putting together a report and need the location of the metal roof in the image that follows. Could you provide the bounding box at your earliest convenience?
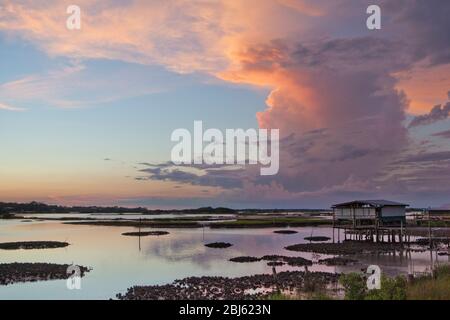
[332,200,409,208]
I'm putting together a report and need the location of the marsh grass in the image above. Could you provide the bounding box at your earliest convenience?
[264,291,333,300]
[340,264,450,300]
[407,265,450,300]
[210,217,330,228]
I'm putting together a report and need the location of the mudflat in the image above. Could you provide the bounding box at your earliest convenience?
[0,241,69,250]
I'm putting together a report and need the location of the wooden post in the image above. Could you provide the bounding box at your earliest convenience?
[352,205,356,229]
[139,218,141,251]
[375,216,379,243]
[338,227,340,243]
[400,220,404,246]
[447,220,450,250]
[332,208,335,244]
[428,208,434,277]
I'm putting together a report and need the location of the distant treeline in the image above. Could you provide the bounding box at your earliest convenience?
[0,201,237,215]
[0,201,147,214]
[237,209,329,214]
[0,201,331,216]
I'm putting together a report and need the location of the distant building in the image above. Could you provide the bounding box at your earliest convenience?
[429,209,450,216]
[332,200,408,226]
[428,209,450,221]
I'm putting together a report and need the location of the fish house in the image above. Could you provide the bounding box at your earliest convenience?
[332,200,408,226]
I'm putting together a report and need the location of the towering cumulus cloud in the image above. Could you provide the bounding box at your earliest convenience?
[219,37,410,200]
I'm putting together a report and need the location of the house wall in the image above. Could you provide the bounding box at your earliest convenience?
[335,207,376,220]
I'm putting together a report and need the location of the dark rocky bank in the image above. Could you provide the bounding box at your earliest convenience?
[205,242,233,248]
[122,231,169,236]
[0,241,69,250]
[0,263,90,286]
[116,271,338,300]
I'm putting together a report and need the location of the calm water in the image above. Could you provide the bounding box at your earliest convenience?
[0,219,448,299]
[19,213,237,220]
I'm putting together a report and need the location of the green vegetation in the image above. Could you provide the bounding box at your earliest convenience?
[340,273,406,300]
[307,292,334,300]
[63,215,330,229]
[339,273,368,300]
[0,213,16,219]
[340,265,450,300]
[264,270,335,300]
[264,278,333,300]
[414,220,450,227]
[65,219,202,228]
[210,217,330,228]
[264,292,333,300]
[366,276,407,300]
[264,292,296,300]
[407,265,450,300]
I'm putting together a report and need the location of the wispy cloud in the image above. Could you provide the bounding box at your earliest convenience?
[0,60,163,109]
[432,129,450,139]
[0,102,26,111]
[0,61,85,108]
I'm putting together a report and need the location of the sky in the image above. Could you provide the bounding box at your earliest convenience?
[0,0,449,209]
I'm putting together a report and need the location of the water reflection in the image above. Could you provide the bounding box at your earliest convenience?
[19,213,236,220]
[0,220,447,299]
